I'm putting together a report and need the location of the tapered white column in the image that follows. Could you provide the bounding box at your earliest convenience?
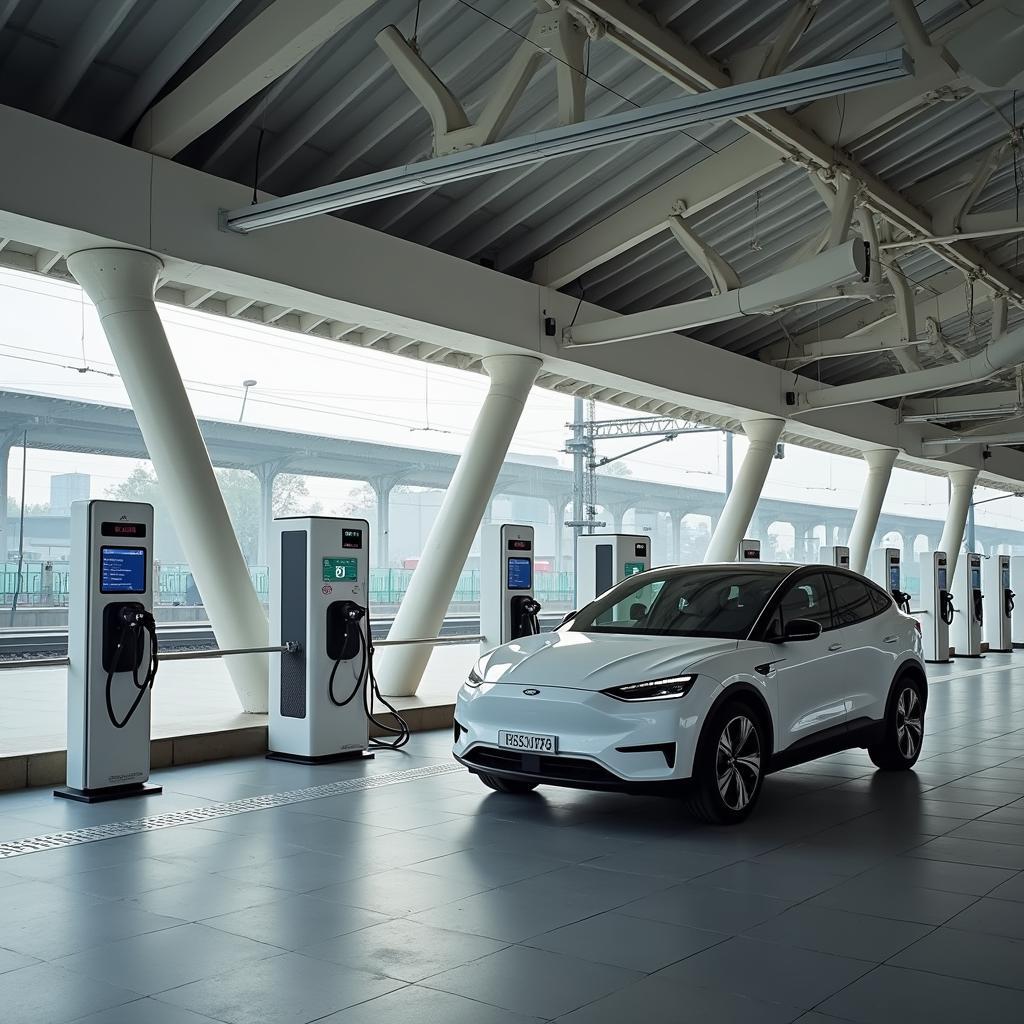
[379,354,541,696]
[68,248,269,712]
[704,419,784,563]
[939,468,979,578]
[848,448,898,574]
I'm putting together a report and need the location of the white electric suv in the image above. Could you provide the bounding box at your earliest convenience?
[454,564,927,824]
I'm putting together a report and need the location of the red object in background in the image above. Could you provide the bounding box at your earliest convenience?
[402,558,420,569]
[535,560,552,572]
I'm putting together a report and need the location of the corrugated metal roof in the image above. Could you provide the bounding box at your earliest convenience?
[0,0,1022,433]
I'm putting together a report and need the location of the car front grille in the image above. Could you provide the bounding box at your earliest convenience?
[463,745,621,785]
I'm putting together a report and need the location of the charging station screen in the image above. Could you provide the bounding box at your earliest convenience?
[323,557,358,583]
[100,547,146,594]
[889,566,900,590]
[938,569,947,589]
[971,567,982,589]
[507,557,532,590]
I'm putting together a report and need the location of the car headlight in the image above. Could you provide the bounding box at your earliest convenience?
[603,675,697,702]
[465,666,483,689]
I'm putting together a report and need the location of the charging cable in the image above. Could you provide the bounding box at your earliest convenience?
[105,606,159,730]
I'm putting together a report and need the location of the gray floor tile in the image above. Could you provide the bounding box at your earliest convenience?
[0,902,185,960]
[127,875,288,920]
[657,935,873,1009]
[691,859,847,901]
[621,881,794,933]
[156,951,403,1024]
[408,882,617,942]
[55,857,196,899]
[891,926,1024,989]
[70,999,217,1023]
[809,875,978,925]
[313,866,494,915]
[55,922,279,995]
[302,917,507,982]
[581,845,741,881]
[217,849,375,892]
[855,854,1016,895]
[0,962,140,1024]
[744,903,931,962]
[411,848,567,886]
[553,973,803,1023]
[526,909,728,972]
[951,818,1024,845]
[945,896,1024,939]
[423,943,643,1019]
[203,893,387,949]
[909,835,1024,869]
[988,871,1024,902]
[0,947,37,975]
[314,985,544,1024]
[0,878,107,924]
[820,964,1024,1024]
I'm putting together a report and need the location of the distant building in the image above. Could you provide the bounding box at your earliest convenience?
[49,473,90,515]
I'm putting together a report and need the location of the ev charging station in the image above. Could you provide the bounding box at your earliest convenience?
[576,534,651,605]
[952,551,985,658]
[269,517,372,763]
[1012,556,1024,647]
[480,524,541,654]
[57,500,160,803]
[737,539,761,562]
[919,551,954,663]
[870,547,912,612]
[983,555,1014,653]
[820,545,850,568]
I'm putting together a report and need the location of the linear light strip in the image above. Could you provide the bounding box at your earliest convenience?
[223,49,912,234]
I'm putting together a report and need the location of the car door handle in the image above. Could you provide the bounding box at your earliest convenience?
[883,635,899,644]
[827,643,843,652]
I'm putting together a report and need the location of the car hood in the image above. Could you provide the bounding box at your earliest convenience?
[478,630,740,692]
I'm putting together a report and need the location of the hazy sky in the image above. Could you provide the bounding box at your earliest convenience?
[1,266,1018,531]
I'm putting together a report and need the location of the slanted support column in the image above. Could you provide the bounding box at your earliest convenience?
[68,248,269,713]
[0,431,17,560]
[379,354,541,696]
[848,448,897,574]
[939,468,979,578]
[551,494,571,572]
[704,419,784,563]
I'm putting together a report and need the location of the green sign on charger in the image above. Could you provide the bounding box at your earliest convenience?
[323,557,358,583]
[624,562,646,576]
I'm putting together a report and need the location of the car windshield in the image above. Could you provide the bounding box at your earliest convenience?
[570,567,789,639]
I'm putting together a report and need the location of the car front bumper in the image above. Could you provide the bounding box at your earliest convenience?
[453,681,705,792]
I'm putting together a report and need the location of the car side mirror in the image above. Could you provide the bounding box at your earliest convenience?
[782,618,822,642]
[557,610,577,628]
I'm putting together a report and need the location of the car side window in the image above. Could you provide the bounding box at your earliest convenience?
[828,573,880,627]
[868,586,892,615]
[776,573,834,632]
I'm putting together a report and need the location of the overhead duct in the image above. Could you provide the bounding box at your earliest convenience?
[800,323,1024,410]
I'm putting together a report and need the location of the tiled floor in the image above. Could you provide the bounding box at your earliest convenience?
[0,656,1023,1022]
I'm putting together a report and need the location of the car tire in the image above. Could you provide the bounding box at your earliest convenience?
[869,674,925,771]
[687,698,767,825]
[477,772,539,795]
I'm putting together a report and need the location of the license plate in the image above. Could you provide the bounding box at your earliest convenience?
[498,730,558,754]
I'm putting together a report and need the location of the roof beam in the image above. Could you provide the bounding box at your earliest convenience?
[35,0,139,119]
[108,0,245,140]
[567,0,1024,311]
[531,133,784,288]
[133,0,378,158]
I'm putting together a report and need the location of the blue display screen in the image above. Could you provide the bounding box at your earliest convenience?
[100,546,146,594]
[507,557,532,591]
[938,569,947,589]
[889,565,900,590]
[971,567,982,589]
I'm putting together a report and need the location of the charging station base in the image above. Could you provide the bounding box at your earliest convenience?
[54,782,162,804]
[266,749,374,765]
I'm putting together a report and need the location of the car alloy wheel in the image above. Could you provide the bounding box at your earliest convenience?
[716,714,761,811]
[895,686,923,759]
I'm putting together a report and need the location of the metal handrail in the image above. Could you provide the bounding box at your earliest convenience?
[0,633,483,670]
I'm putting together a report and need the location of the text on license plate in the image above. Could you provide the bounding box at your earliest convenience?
[498,731,558,753]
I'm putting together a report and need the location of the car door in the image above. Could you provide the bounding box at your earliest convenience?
[826,572,900,725]
[764,571,850,750]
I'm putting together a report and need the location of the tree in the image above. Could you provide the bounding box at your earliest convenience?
[107,466,318,562]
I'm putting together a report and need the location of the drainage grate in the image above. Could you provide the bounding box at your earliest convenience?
[0,761,465,859]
